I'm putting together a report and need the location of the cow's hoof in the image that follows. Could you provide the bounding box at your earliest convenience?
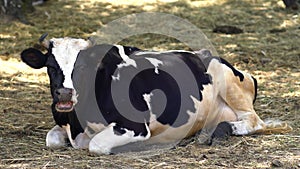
[46,125,68,148]
[209,121,233,145]
[46,133,67,148]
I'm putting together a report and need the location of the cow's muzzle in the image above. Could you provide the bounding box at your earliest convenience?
[55,88,74,112]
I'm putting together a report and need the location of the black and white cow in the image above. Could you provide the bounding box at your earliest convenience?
[20,34,291,154]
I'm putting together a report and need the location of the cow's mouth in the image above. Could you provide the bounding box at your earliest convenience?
[55,101,74,112]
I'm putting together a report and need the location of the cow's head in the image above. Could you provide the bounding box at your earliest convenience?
[21,34,92,112]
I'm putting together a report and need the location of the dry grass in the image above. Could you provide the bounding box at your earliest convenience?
[0,0,299,168]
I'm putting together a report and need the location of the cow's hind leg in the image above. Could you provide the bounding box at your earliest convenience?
[212,71,292,141]
[46,125,68,148]
[89,122,151,154]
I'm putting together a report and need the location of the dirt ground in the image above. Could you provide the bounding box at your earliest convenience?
[0,0,299,168]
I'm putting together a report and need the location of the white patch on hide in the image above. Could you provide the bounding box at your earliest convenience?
[111,73,120,81]
[230,116,264,136]
[86,122,106,134]
[89,122,151,154]
[114,45,137,68]
[143,92,154,115]
[145,57,163,74]
[111,45,137,81]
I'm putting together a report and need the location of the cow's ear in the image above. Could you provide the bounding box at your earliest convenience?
[21,48,48,69]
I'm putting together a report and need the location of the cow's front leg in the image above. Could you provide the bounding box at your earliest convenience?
[89,123,151,155]
[46,125,68,148]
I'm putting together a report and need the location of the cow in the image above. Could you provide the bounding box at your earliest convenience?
[20,34,292,154]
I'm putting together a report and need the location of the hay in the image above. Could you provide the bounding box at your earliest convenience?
[0,0,299,168]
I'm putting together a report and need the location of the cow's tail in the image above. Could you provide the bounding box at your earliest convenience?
[258,119,293,134]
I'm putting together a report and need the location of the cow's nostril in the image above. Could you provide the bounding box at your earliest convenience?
[56,88,73,101]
